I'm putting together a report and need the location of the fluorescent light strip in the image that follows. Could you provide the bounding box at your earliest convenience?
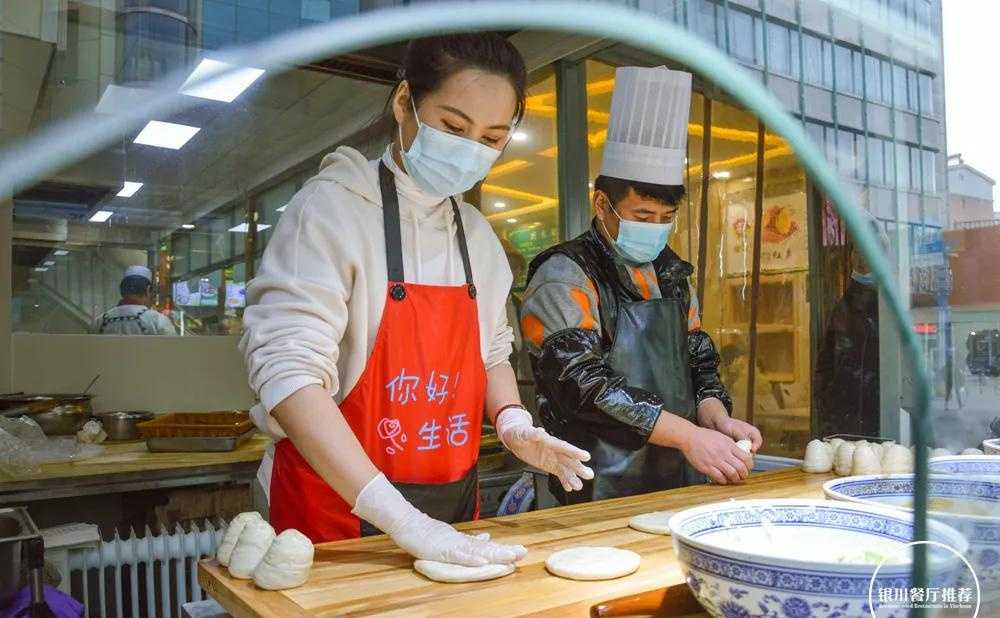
[275,205,287,213]
[89,210,114,223]
[181,224,195,230]
[43,261,56,266]
[134,121,200,150]
[117,181,143,197]
[181,59,265,103]
[228,223,271,233]
[54,250,68,256]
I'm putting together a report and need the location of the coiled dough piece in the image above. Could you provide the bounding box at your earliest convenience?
[228,519,276,579]
[834,442,856,476]
[253,529,314,590]
[217,512,264,567]
[802,439,833,473]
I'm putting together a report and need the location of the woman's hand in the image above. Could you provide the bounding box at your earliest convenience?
[495,407,594,492]
[696,398,763,452]
[352,473,526,566]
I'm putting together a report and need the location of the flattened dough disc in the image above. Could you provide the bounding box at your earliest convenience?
[628,510,676,535]
[413,560,515,583]
[544,547,640,581]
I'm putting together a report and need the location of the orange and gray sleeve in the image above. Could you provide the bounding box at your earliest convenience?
[518,255,601,353]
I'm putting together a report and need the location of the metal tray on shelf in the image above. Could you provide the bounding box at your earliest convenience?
[145,429,256,452]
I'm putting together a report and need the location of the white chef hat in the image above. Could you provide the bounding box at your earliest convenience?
[599,66,693,186]
[124,265,152,281]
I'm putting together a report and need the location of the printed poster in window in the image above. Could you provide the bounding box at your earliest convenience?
[724,192,807,275]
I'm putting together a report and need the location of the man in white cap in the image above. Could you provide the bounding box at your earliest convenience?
[92,265,177,335]
[521,66,761,504]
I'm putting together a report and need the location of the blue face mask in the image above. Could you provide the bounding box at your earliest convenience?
[399,100,503,199]
[602,203,674,264]
[851,270,876,286]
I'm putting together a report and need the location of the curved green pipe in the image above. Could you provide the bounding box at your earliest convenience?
[0,0,933,601]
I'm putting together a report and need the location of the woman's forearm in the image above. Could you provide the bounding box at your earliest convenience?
[271,384,379,505]
[485,363,522,424]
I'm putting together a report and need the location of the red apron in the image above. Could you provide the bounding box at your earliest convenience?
[269,161,486,543]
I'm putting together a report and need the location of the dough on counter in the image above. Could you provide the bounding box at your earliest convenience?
[76,420,107,444]
[870,442,885,460]
[217,512,264,567]
[413,560,515,583]
[931,448,952,459]
[851,443,881,475]
[735,439,753,454]
[826,438,846,454]
[882,444,914,474]
[228,519,276,579]
[253,529,314,590]
[628,511,677,535]
[545,547,640,581]
[834,442,856,476]
[961,448,984,456]
[802,439,834,473]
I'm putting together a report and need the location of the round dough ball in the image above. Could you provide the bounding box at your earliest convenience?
[931,448,951,459]
[834,442,856,476]
[545,547,640,581]
[870,442,885,460]
[882,444,913,474]
[628,511,676,535]
[228,519,276,579]
[851,443,882,476]
[961,448,984,456]
[802,439,833,473]
[826,438,845,453]
[413,560,515,583]
[735,439,753,454]
[253,529,314,590]
[217,512,264,567]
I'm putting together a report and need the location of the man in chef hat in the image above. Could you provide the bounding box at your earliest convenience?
[92,265,177,335]
[521,66,761,504]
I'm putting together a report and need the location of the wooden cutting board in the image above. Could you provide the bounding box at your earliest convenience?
[200,468,833,617]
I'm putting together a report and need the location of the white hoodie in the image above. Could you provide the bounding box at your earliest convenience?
[239,145,514,490]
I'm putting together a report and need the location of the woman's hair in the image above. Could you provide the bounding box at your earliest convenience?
[397,33,527,125]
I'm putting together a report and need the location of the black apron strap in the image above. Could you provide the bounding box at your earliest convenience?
[449,197,477,298]
[378,161,405,284]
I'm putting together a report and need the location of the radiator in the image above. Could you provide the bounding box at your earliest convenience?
[66,520,225,618]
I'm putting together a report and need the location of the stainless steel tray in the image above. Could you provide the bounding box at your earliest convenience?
[145,430,255,452]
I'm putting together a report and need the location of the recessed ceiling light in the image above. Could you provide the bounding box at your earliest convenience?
[181,224,195,230]
[275,205,287,213]
[588,182,594,189]
[494,201,506,209]
[712,170,731,179]
[134,120,200,150]
[95,84,150,115]
[117,181,144,197]
[228,222,271,233]
[511,131,529,142]
[89,210,114,223]
[43,261,56,266]
[181,58,265,103]
[54,250,68,256]
[34,267,49,272]
[506,218,518,224]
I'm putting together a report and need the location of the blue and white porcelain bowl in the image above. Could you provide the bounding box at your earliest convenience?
[983,438,1000,456]
[929,455,1000,477]
[668,498,967,618]
[824,474,1000,601]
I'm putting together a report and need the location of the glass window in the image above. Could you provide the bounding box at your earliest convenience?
[884,138,896,188]
[768,22,791,76]
[867,136,885,186]
[208,210,233,264]
[257,179,297,250]
[485,71,560,292]
[789,29,801,79]
[880,59,893,105]
[824,126,838,166]
[729,9,756,63]
[803,33,824,86]
[822,40,834,88]
[910,145,922,192]
[694,0,719,46]
[922,150,937,194]
[908,69,920,111]
[892,64,908,108]
[919,73,934,114]
[896,142,911,190]
[865,54,882,102]
[836,129,856,176]
[835,44,855,94]
[806,121,825,153]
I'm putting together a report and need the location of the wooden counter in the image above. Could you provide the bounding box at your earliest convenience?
[199,468,834,617]
[0,433,269,503]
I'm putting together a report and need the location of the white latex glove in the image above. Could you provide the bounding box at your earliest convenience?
[495,407,594,492]
[351,473,526,567]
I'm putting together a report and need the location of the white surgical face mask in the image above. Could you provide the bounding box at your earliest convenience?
[399,100,503,199]
[600,202,674,264]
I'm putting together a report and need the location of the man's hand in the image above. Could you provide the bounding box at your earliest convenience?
[696,398,763,452]
[678,426,753,484]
